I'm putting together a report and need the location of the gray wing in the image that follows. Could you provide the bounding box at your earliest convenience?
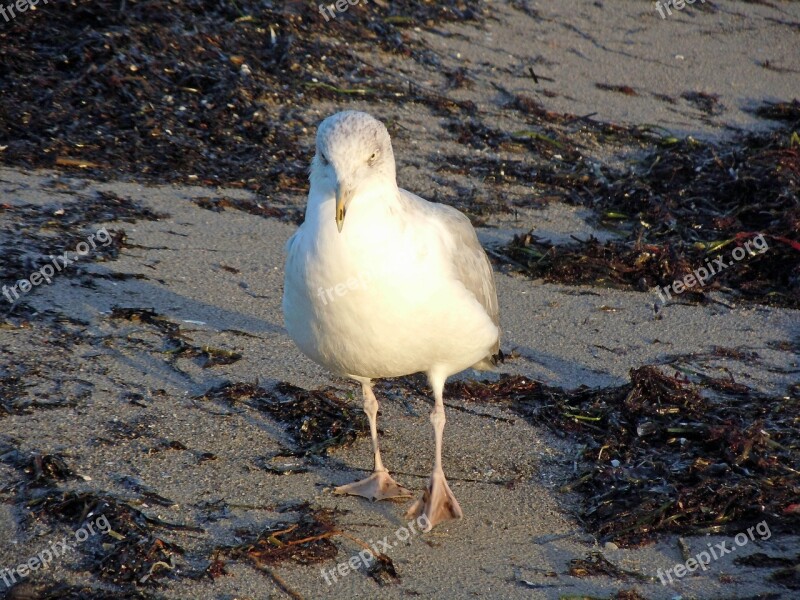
[398,189,501,363]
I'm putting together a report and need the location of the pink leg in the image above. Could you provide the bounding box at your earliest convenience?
[334,382,411,501]
[405,371,462,530]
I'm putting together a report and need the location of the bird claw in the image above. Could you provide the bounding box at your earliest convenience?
[334,470,412,502]
[405,471,462,531]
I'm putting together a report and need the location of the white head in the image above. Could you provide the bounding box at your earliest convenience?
[310,111,396,232]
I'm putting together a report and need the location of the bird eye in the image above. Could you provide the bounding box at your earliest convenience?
[320,152,329,165]
[368,151,379,165]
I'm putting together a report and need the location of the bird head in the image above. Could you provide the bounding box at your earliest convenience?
[311,111,396,232]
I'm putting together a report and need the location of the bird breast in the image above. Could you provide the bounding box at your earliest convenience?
[284,225,497,379]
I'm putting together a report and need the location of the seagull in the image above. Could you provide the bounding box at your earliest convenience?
[282,111,501,530]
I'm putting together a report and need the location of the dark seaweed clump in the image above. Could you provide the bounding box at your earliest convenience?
[210,502,399,592]
[448,359,800,546]
[0,445,76,491]
[0,0,485,195]
[28,490,200,585]
[568,552,652,582]
[2,582,162,600]
[110,307,242,368]
[498,102,800,308]
[208,503,356,597]
[0,443,197,592]
[192,195,304,225]
[214,504,339,569]
[0,191,165,297]
[198,381,368,455]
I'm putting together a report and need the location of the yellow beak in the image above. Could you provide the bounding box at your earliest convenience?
[335,185,352,233]
[335,196,346,233]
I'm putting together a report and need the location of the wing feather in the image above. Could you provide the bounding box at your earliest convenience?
[398,189,501,364]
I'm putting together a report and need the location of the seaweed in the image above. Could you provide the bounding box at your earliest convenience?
[568,552,653,582]
[769,562,800,590]
[210,503,340,597]
[596,83,638,96]
[28,490,200,585]
[0,0,486,195]
[736,553,800,591]
[2,582,163,600]
[0,191,164,317]
[218,504,339,567]
[0,322,95,416]
[197,381,368,455]
[0,444,76,490]
[499,233,694,293]
[366,552,400,586]
[497,106,800,308]
[448,357,800,546]
[193,196,303,224]
[753,100,800,124]
[0,372,29,417]
[109,307,242,368]
[681,91,724,115]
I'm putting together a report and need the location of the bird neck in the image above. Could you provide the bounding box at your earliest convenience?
[305,181,400,234]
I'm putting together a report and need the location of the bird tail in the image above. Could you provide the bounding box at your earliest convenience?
[471,349,504,371]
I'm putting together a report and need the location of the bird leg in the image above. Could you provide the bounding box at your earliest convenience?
[334,382,411,501]
[405,373,463,531]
